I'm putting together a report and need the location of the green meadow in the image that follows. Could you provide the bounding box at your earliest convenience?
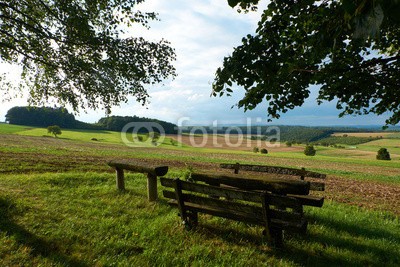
[0,124,399,266]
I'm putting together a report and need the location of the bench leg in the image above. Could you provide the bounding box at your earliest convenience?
[263,228,283,248]
[179,211,198,230]
[147,173,158,201]
[116,168,125,190]
[187,211,198,228]
[271,228,283,248]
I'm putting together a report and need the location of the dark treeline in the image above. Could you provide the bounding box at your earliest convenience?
[5,106,178,134]
[97,116,177,134]
[6,106,80,128]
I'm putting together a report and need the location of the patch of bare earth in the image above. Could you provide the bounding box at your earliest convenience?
[331,132,395,137]
[1,134,399,215]
[324,176,400,215]
[168,134,302,153]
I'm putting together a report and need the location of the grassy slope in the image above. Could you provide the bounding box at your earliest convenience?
[0,124,179,148]
[0,123,33,134]
[0,124,399,266]
[0,172,399,266]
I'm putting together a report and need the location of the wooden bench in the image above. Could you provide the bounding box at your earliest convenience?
[161,176,310,247]
[220,163,326,209]
[108,160,168,201]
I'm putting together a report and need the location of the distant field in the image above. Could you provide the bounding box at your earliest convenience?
[0,124,179,148]
[0,124,400,266]
[168,134,301,153]
[0,123,34,134]
[332,132,397,138]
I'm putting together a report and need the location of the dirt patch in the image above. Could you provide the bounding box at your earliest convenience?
[168,134,302,153]
[323,176,400,215]
[1,133,399,216]
[332,132,395,138]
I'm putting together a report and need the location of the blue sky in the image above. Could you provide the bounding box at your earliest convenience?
[0,0,389,126]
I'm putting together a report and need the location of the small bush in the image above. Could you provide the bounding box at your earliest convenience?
[260,148,268,154]
[285,141,292,147]
[304,145,316,156]
[253,147,259,153]
[376,148,391,160]
[170,139,177,146]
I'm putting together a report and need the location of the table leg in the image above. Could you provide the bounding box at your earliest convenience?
[116,168,125,190]
[147,173,158,201]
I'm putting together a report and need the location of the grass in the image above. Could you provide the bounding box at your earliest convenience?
[1,124,400,266]
[0,123,33,134]
[0,172,399,266]
[1,124,180,148]
[1,133,399,186]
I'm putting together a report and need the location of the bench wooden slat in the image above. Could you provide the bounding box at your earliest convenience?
[163,188,262,215]
[220,163,326,179]
[162,177,313,246]
[108,160,168,176]
[166,200,307,233]
[163,190,304,224]
[161,177,263,202]
[288,194,325,207]
[310,181,325,191]
[161,178,304,210]
[190,173,310,195]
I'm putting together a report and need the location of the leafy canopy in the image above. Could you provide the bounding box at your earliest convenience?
[0,0,176,113]
[304,145,316,156]
[47,125,62,137]
[214,0,400,125]
[376,147,391,160]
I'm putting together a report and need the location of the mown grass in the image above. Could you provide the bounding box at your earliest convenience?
[4,124,179,148]
[0,123,33,134]
[17,127,125,144]
[0,172,399,266]
[358,139,400,155]
[1,133,399,186]
[1,124,400,265]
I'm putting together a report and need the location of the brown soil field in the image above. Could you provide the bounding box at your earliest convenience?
[1,134,399,215]
[332,132,396,137]
[168,134,302,153]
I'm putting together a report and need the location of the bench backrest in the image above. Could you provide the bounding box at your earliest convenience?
[220,163,326,191]
[161,177,307,233]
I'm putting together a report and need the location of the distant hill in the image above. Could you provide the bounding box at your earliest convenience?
[181,125,394,143]
[5,106,177,134]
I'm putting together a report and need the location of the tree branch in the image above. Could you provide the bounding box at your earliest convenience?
[291,55,400,74]
[0,39,59,69]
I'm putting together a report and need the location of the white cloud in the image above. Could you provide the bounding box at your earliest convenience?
[0,0,388,126]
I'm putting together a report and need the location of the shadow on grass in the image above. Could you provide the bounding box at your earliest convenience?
[294,212,400,266]
[0,197,88,267]
[164,208,399,266]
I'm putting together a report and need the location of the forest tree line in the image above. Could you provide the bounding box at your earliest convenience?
[5,106,178,134]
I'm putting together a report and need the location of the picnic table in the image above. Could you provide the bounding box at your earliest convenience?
[108,160,168,201]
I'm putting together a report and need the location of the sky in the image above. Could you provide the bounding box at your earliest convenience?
[0,0,390,127]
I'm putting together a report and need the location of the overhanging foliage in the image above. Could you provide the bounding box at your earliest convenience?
[214,0,400,125]
[0,0,176,113]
